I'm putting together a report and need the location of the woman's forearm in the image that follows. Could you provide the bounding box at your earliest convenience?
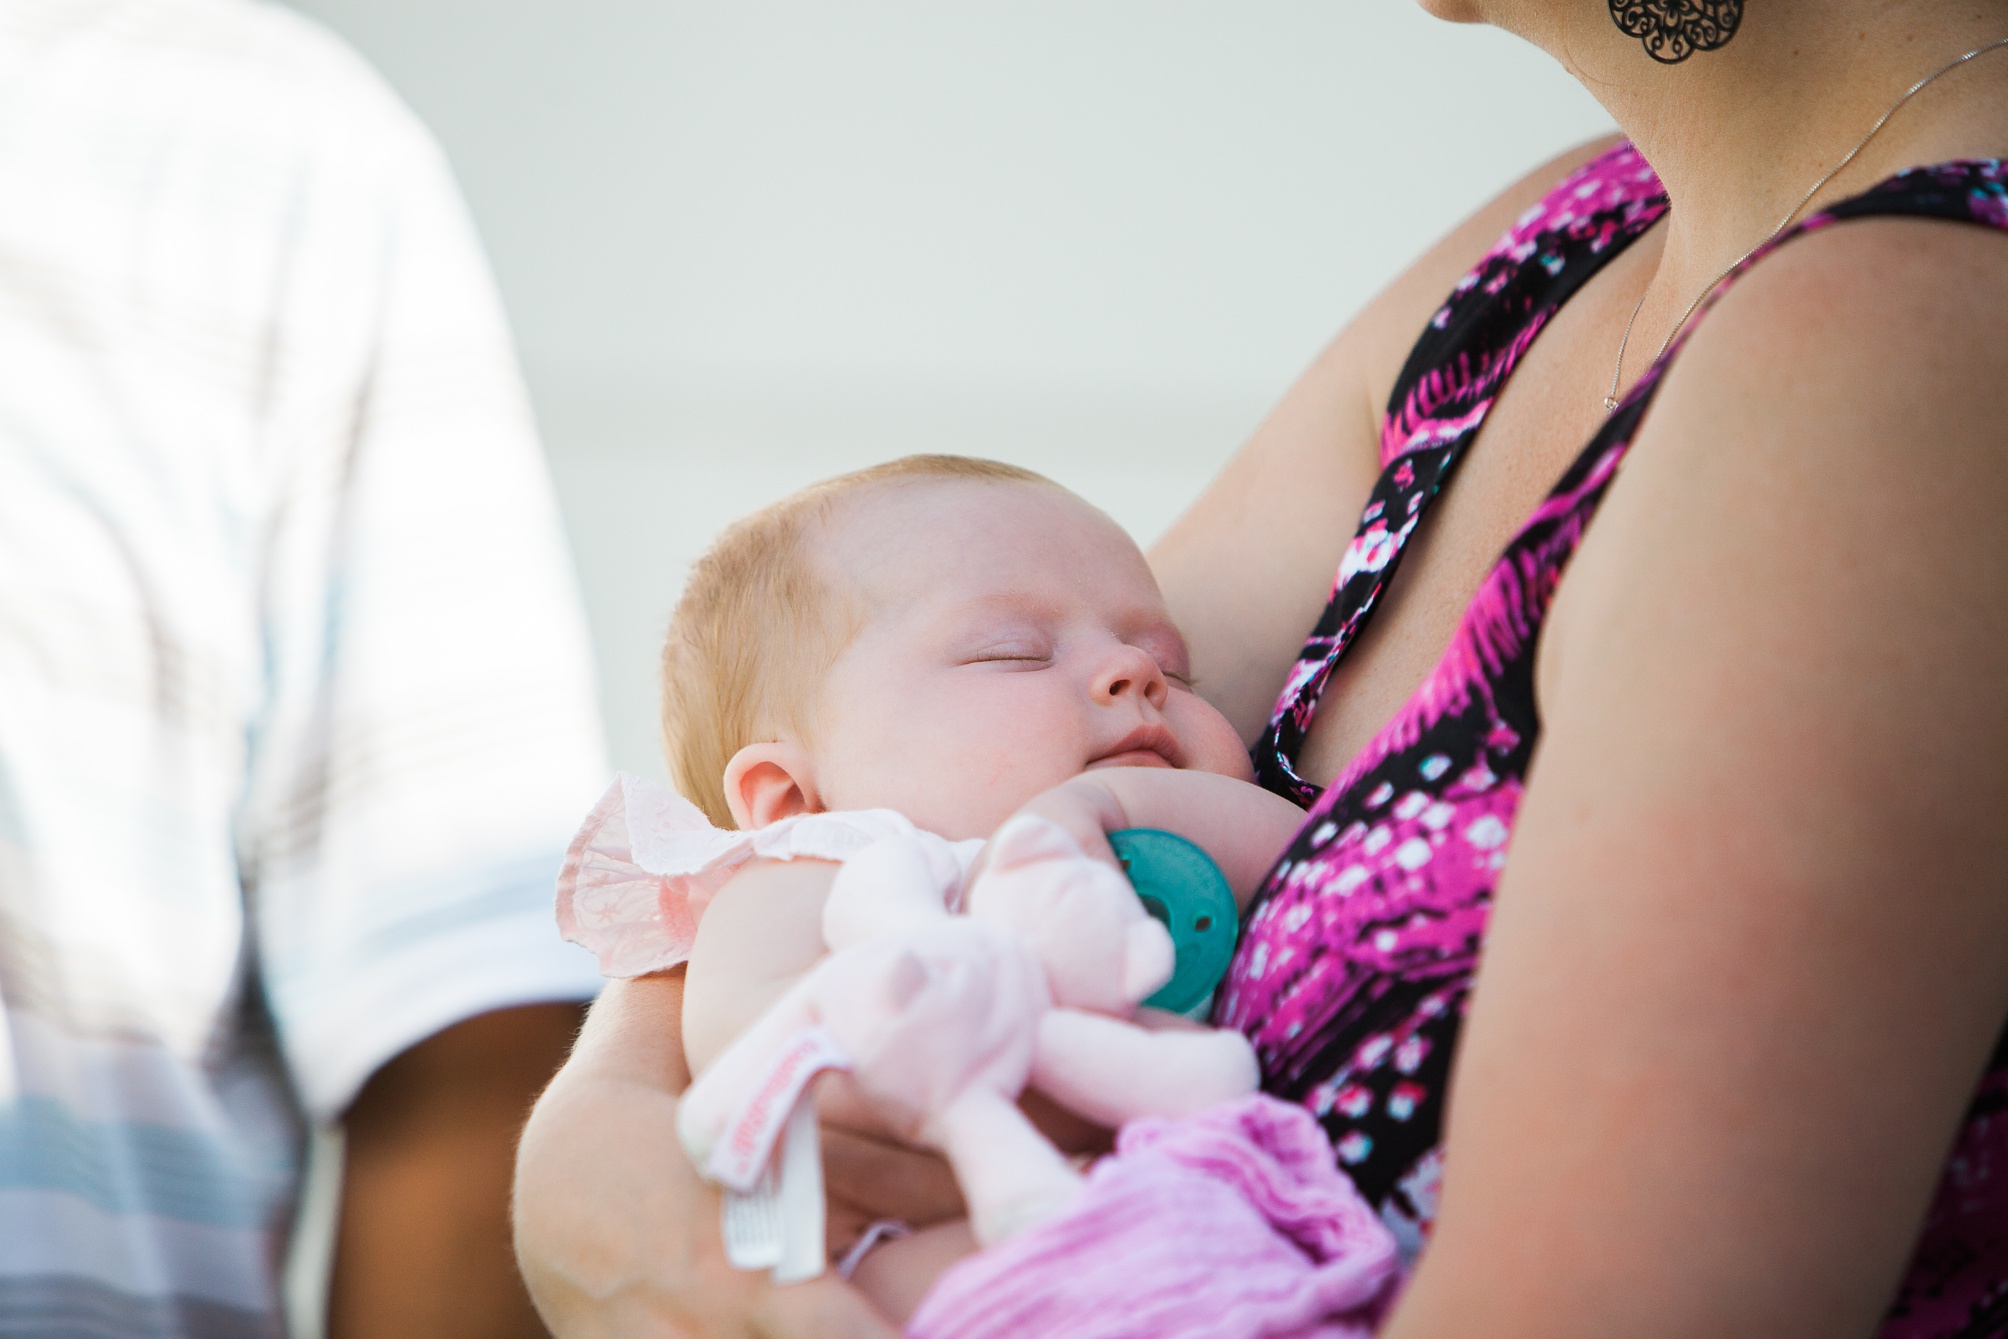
[511,973,705,1327]
[512,972,899,1339]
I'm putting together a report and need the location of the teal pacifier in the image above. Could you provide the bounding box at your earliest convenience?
[1108,828,1239,1018]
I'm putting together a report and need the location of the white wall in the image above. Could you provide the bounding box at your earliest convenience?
[281,0,1612,782]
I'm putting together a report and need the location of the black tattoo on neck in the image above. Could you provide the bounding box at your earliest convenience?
[1608,0,1744,64]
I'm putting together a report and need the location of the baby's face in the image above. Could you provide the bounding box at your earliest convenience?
[804,479,1251,841]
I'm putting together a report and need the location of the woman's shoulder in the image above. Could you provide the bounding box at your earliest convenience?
[1544,181,2008,713]
[1343,134,1630,410]
[1646,187,2008,489]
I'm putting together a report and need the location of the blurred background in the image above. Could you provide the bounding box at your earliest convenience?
[277,0,1612,787]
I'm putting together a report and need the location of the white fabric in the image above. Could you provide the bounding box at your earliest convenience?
[559,772,982,976]
[0,0,608,1331]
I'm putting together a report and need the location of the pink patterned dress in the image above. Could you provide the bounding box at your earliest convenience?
[1219,142,2008,1337]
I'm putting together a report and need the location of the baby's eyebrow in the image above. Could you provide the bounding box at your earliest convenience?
[946,589,1066,623]
[921,595,1056,648]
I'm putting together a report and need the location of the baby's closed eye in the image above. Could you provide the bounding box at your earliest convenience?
[958,640,1054,667]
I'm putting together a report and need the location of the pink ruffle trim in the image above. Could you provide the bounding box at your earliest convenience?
[554,773,929,977]
[906,1095,1401,1339]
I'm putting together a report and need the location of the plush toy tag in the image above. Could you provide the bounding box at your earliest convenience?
[772,1095,827,1283]
[721,1168,785,1271]
[720,1094,828,1282]
[704,1024,850,1193]
[712,1025,846,1282]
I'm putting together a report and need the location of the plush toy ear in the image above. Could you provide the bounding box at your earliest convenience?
[722,741,823,830]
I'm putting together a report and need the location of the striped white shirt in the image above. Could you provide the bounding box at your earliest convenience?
[0,0,609,1332]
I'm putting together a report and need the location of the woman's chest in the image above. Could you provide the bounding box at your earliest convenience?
[1222,634,1533,1232]
[1219,322,1647,1222]
[1223,221,1668,1175]
[1295,242,1657,792]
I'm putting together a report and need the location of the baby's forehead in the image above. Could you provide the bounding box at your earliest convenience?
[807,478,1192,680]
[811,476,1135,591]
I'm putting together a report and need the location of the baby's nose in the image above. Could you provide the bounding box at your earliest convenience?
[1094,645,1168,708]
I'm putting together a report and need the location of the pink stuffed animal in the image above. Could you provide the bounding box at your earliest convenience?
[559,774,1401,1339]
[960,816,1260,1132]
[678,812,1259,1247]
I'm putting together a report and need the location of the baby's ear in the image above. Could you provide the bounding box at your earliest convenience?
[722,742,823,829]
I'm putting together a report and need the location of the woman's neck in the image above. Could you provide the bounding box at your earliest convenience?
[1516,0,2008,332]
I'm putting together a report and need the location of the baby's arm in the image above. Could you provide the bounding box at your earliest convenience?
[1012,768,1305,912]
[682,855,985,1321]
[849,1220,980,1327]
[681,857,837,1075]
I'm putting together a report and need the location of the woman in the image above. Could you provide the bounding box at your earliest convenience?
[514,1,2008,1335]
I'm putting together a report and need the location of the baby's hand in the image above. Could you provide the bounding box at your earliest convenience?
[964,813,1174,1015]
[995,767,1309,914]
[981,776,1131,877]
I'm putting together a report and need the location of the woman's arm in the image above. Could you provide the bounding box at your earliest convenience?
[1388,219,2008,1339]
[514,973,811,1338]
[514,970,956,1338]
[1151,136,1621,742]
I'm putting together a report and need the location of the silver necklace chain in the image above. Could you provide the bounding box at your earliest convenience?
[1603,34,2008,413]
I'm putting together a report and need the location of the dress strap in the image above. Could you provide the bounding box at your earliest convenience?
[1253,143,1669,803]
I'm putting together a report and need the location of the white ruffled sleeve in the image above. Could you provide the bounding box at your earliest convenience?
[555,773,940,976]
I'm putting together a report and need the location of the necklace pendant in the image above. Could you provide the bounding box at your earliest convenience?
[1602,394,1621,412]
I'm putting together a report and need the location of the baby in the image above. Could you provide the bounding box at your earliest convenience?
[557,456,1399,1337]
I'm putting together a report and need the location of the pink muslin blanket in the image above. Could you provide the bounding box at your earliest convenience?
[905,1095,1401,1339]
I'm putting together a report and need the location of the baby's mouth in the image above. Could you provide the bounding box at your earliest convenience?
[1087,725,1183,771]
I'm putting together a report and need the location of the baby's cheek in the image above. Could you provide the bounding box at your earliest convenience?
[981,753,1094,827]
[927,779,1060,845]
[1179,707,1255,781]
[854,757,1012,842]
[914,773,1033,843]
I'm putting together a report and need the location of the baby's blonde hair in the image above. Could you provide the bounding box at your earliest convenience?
[662,454,1058,827]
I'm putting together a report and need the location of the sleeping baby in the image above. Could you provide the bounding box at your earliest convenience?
[556,455,1401,1337]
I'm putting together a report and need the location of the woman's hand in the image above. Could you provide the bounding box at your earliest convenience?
[514,973,913,1338]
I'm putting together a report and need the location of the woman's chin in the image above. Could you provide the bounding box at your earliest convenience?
[1413,0,1491,24]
